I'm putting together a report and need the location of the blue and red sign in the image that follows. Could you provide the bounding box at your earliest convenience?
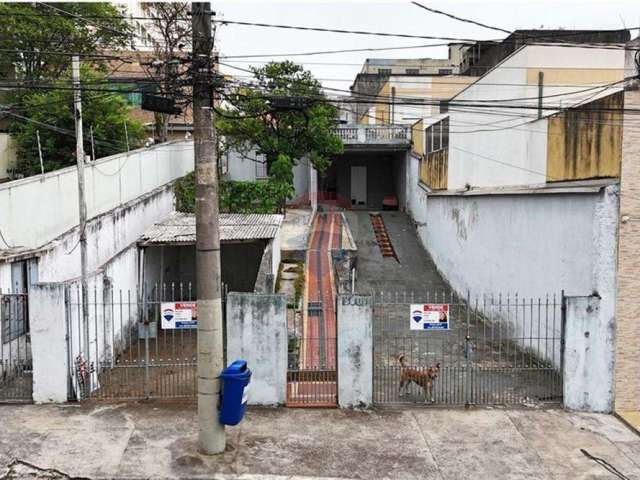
[409,304,450,331]
[160,302,197,330]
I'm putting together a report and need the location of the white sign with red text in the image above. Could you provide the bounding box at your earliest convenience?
[161,302,197,330]
[410,303,450,330]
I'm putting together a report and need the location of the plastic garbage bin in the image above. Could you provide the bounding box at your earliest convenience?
[219,360,251,426]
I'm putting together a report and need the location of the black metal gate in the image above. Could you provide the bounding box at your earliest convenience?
[65,282,226,401]
[0,293,32,402]
[373,291,565,406]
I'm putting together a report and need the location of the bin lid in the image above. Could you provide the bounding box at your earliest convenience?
[221,359,248,376]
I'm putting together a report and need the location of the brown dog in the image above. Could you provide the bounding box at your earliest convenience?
[398,355,440,403]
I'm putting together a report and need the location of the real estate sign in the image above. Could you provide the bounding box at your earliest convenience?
[161,302,197,330]
[410,303,450,330]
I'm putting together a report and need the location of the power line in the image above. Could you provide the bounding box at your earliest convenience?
[410,1,511,34]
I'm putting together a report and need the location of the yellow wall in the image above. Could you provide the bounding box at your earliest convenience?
[411,119,424,157]
[547,91,623,182]
[420,150,448,190]
[526,68,624,86]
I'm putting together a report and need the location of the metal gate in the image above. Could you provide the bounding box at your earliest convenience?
[286,300,337,407]
[373,291,565,406]
[0,293,32,402]
[65,282,226,401]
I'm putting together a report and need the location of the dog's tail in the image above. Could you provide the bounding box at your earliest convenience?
[398,354,406,367]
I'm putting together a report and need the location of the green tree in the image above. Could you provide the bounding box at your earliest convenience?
[0,2,131,83]
[217,61,343,177]
[10,67,144,176]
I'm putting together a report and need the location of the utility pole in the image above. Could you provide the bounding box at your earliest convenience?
[192,2,225,455]
[72,55,90,386]
[36,130,44,175]
[90,125,96,162]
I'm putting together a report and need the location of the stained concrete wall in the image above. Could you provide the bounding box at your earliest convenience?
[337,294,373,408]
[29,283,67,403]
[423,188,618,301]
[0,141,193,250]
[226,293,287,405]
[564,295,615,413]
[408,186,618,371]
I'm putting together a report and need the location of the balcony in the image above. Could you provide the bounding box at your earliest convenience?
[334,125,410,151]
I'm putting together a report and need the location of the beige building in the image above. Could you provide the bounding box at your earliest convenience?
[360,75,477,125]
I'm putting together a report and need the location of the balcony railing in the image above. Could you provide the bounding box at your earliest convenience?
[335,125,410,145]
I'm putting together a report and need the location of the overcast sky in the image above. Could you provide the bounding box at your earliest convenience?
[213,0,639,91]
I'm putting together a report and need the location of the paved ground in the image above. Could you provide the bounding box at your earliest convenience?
[0,404,639,479]
[344,210,449,295]
[343,211,562,406]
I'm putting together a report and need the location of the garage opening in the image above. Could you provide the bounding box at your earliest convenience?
[320,151,407,210]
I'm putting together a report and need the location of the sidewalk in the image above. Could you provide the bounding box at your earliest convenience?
[1,404,639,479]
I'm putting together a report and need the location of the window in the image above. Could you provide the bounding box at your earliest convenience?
[377,68,392,75]
[441,118,449,149]
[405,68,419,75]
[438,68,453,75]
[433,122,441,151]
[255,160,268,179]
[424,118,449,154]
[440,101,449,114]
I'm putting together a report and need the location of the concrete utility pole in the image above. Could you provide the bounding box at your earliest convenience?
[192,2,225,454]
[72,55,90,383]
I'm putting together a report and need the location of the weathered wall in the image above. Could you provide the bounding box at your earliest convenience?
[36,184,175,284]
[564,295,615,412]
[226,293,287,405]
[423,188,618,301]
[448,45,624,190]
[337,294,373,408]
[0,140,193,250]
[547,92,623,182]
[614,85,640,412]
[29,283,67,403]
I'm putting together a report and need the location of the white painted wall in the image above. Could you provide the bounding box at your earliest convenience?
[424,189,618,299]
[29,283,67,403]
[226,292,287,405]
[36,184,174,284]
[226,148,310,202]
[564,295,615,412]
[0,133,16,180]
[337,294,373,408]
[421,187,619,366]
[0,140,193,250]
[447,45,625,190]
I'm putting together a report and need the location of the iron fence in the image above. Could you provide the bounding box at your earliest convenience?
[0,292,32,403]
[373,290,565,406]
[65,282,226,401]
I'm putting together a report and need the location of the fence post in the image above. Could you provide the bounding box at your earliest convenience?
[29,283,68,403]
[337,293,373,408]
[465,289,472,406]
[143,284,150,399]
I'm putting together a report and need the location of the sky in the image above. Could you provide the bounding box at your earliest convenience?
[212,0,640,91]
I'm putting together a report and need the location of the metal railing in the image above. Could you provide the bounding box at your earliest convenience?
[65,282,227,401]
[334,125,410,144]
[373,290,565,406]
[0,293,32,403]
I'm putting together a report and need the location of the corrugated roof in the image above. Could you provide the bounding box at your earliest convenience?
[138,212,283,246]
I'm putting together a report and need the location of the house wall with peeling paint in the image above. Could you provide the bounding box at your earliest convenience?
[423,188,618,302]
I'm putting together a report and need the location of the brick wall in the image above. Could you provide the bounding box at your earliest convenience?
[615,87,640,412]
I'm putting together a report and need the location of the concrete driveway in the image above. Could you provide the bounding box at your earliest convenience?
[0,404,638,479]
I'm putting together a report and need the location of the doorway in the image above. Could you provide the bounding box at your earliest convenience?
[350,166,367,206]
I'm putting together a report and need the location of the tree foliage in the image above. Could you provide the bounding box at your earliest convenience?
[217,61,343,176]
[10,67,145,176]
[0,2,131,83]
[174,155,295,214]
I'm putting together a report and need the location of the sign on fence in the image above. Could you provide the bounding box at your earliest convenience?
[410,304,450,330]
[161,302,198,329]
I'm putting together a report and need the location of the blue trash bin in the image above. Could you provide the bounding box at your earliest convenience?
[219,360,251,426]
